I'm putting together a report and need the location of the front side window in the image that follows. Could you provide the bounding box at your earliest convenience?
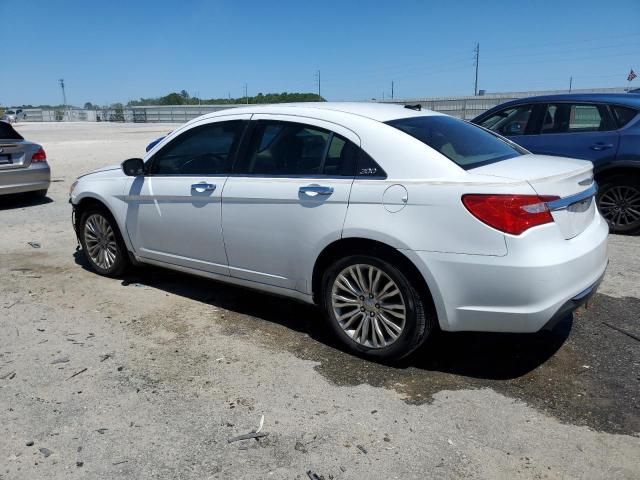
[540,103,613,134]
[387,115,524,169]
[478,105,533,136]
[149,120,245,175]
[237,121,357,176]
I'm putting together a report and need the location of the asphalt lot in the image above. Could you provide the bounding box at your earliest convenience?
[1,122,639,479]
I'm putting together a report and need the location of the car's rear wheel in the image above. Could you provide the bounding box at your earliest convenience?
[597,174,640,234]
[79,207,128,277]
[322,255,433,361]
[30,189,48,198]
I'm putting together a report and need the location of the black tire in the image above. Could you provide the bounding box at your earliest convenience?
[322,255,434,361]
[78,206,129,277]
[597,174,640,235]
[30,189,48,198]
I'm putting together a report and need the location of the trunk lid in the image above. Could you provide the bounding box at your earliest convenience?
[0,140,34,170]
[470,154,596,239]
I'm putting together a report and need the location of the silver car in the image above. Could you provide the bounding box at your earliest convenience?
[0,121,50,197]
[1,108,26,123]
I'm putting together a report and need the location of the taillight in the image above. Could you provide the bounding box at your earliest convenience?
[32,147,46,162]
[462,194,560,235]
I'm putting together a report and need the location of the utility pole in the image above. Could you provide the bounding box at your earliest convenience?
[315,70,321,101]
[473,43,480,96]
[391,81,394,100]
[569,76,573,92]
[59,78,67,108]
[244,84,248,104]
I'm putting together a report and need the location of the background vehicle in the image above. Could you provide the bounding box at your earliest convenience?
[473,94,640,234]
[0,121,50,197]
[145,132,171,152]
[70,103,607,361]
[1,108,27,123]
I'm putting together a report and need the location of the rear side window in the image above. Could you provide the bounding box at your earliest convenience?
[540,103,614,133]
[237,121,357,176]
[611,105,637,128]
[150,120,245,175]
[357,150,386,178]
[478,105,533,136]
[386,116,523,169]
[0,121,24,140]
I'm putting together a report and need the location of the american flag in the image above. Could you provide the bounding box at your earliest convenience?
[628,69,637,82]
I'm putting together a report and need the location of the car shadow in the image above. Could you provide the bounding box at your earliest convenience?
[0,192,52,210]
[72,251,570,381]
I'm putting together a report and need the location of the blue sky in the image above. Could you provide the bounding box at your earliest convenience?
[1,0,639,106]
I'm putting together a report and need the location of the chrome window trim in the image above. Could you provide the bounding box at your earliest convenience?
[545,184,598,211]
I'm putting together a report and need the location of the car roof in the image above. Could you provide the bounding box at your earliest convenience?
[485,93,640,110]
[201,102,442,123]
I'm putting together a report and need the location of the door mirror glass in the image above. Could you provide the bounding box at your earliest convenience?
[122,158,145,176]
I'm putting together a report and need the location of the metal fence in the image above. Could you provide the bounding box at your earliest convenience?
[379,86,629,119]
[16,86,630,123]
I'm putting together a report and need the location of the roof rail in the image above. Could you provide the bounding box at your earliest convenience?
[404,104,422,111]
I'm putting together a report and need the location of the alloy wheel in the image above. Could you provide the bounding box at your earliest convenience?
[331,264,406,348]
[83,213,119,270]
[599,185,640,228]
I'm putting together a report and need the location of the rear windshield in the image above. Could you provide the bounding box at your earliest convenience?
[0,121,24,140]
[386,115,524,169]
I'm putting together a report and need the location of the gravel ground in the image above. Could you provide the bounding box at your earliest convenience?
[1,122,639,480]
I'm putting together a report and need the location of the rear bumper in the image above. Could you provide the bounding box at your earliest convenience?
[0,163,50,195]
[402,212,609,333]
[540,269,604,331]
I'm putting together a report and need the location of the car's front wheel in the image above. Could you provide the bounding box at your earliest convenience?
[597,174,640,235]
[322,255,434,361]
[79,207,128,277]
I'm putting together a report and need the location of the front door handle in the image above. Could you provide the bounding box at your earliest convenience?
[590,143,614,151]
[299,185,334,196]
[191,182,216,192]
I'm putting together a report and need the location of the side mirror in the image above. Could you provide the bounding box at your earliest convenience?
[121,158,145,176]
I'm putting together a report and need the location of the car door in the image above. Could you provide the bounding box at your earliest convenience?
[124,115,250,275]
[513,103,620,164]
[221,115,359,291]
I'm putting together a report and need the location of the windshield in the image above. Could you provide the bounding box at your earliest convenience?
[386,115,524,169]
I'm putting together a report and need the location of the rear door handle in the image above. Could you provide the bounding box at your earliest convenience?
[299,185,334,196]
[191,182,216,192]
[590,143,614,151]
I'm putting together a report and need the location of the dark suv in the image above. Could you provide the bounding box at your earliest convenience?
[473,94,640,234]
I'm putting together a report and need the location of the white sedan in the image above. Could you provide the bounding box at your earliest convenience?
[70,103,608,360]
